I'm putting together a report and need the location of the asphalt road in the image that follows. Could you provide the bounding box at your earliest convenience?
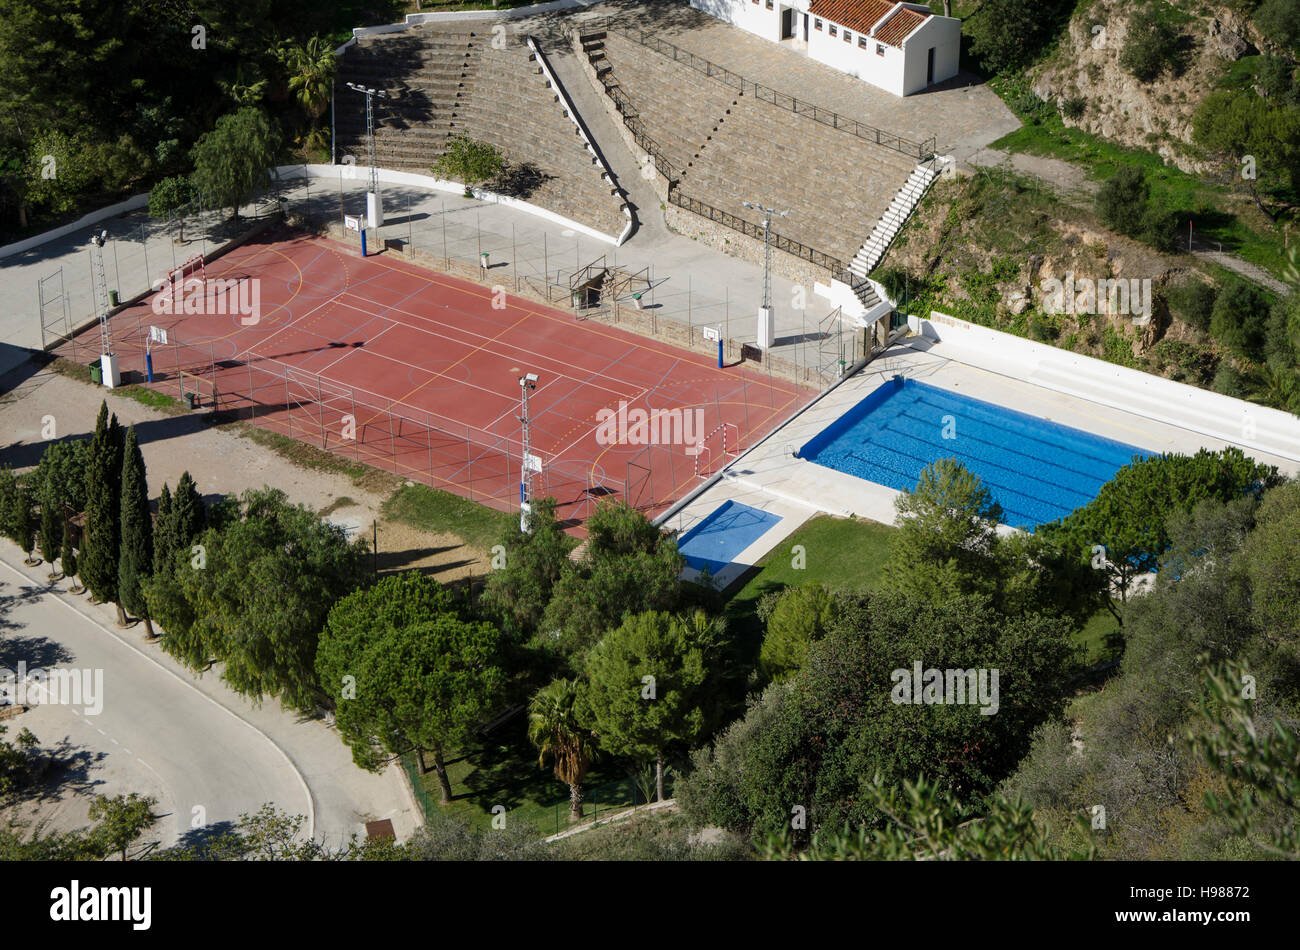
[0,544,420,853]
[0,557,311,851]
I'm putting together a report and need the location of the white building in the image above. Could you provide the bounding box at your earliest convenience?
[691,0,961,96]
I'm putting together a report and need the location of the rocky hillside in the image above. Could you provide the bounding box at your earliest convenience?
[1028,2,1267,173]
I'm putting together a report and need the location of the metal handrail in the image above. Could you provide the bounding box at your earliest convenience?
[668,191,847,272]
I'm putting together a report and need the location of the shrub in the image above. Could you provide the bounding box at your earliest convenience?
[1119,7,1182,82]
[874,266,913,302]
[1167,279,1216,332]
[1210,280,1272,361]
[758,582,836,681]
[1061,96,1086,120]
[1212,362,1249,398]
[1140,205,1183,253]
[1029,313,1060,341]
[1096,165,1150,237]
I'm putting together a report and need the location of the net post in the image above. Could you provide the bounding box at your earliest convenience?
[317,375,327,448]
[285,371,292,438]
[352,390,360,462]
[389,401,397,474]
[248,361,255,421]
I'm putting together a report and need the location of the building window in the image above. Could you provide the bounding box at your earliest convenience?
[876,43,886,56]
[858,36,867,48]
[814,18,822,29]
[829,24,837,36]
[844,30,852,42]
[765,0,773,7]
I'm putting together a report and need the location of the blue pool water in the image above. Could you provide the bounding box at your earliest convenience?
[799,377,1150,529]
[678,500,783,573]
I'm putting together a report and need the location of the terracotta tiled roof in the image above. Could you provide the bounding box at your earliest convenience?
[808,1,930,47]
[809,0,893,36]
[875,8,928,46]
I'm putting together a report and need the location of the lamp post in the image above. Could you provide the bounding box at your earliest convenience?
[517,372,539,533]
[346,82,390,232]
[742,200,788,349]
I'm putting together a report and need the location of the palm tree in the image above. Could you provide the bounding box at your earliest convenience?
[277,36,337,149]
[527,678,595,823]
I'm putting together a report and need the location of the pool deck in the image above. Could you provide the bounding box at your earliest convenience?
[669,336,1300,591]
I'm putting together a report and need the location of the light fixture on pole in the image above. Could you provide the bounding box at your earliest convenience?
[517,372,540,533]
[741,200,788,350]
[88,230,120,388]
[346,82,390,230]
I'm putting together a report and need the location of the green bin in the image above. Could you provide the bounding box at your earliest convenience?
[182,391,196,410]
[89,360,102,385]
[109,290,120,307]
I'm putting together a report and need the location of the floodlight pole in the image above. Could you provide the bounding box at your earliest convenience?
[346,82,389,230]
[742,200,788,349]
[518,373,539,533]
[90,235,111,355]
[89,230,120,387]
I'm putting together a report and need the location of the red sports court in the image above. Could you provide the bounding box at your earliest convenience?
[78,228,812,528]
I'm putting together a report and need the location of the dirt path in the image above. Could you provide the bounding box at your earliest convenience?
[0,363,492,583]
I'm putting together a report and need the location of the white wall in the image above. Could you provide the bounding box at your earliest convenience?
[900,16,960,95]
[911,311,1300,465]
[808,18,905,93]
[695,0,959,96]
[691,0,780,39]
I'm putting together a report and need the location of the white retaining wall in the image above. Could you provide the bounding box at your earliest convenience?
[0,194,150,261]
[276,164,622,246]
[911,310,1300,464]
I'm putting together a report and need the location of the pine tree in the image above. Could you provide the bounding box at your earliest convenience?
[118,426,155,638]
[62,528,82,593]
[82,402,126,623]
[171,471,205,551]
[153,482,174,574]
[38,480,61,580]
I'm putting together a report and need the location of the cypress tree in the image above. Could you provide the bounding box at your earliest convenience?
[62,528,82,593]
[0,466,23,550]
[171,471,205,551]
[153,482,174,574]
[83,401,126,623]
[16,478,36,566]
[118,426,155,638]
[39,480,61,579]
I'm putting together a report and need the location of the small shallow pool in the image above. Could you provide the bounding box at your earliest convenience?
[799,377,1149,528]
[677,500,783,574]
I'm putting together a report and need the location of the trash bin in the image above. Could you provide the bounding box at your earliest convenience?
[109,290,119,307]
[89,360,102,385]
[182,391,195,410]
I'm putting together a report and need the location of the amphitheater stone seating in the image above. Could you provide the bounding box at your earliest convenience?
[583,29,919,266]
[335,29,625,238]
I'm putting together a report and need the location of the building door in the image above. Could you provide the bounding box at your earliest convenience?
[780,7,794,39]
[802,13,809,40]
[927,47,935,84]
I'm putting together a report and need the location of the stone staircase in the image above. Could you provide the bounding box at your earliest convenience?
[848,162,941,280]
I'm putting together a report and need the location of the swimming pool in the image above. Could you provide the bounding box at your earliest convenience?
[798,377,1149,528]
[677,500,783,574]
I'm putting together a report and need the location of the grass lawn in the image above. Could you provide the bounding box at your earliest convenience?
[411,714,656,838]
[380,482,516,555]
[1075,607,1123,665]
[723,514,896,661]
